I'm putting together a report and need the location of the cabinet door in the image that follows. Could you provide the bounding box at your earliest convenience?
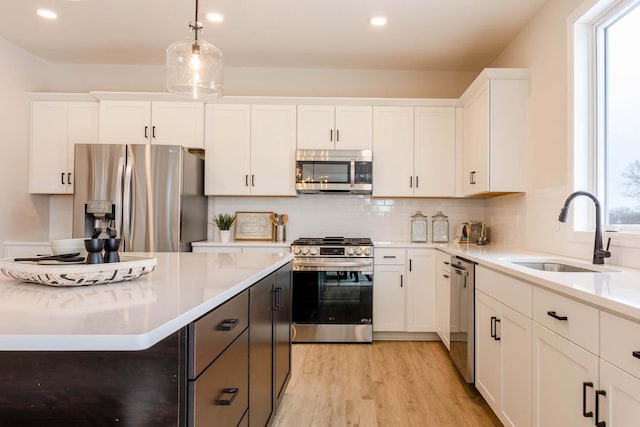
[414,107,456,197]
[204,104,251,195]
[30,101,69,194]
[500,304,532,427]
[436,252,451,349]
[250,105,296,196]
[151,101,204,148]
[372,265,405,332]
[67,102,99,192]
[249,275,275,427]
[274,264,292,405]
[599,359,640,426]
[372,106,414,197]
[532,323,598,427]
[296,105,334,149]
[99,100,151,144]
[475,291,501,413]
[462,81,489,195]
[405,249,436,332]
[334,106,373,150]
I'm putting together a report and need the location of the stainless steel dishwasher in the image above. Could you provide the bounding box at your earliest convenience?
[449,256,476,383]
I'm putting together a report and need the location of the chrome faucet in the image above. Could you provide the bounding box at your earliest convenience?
[558,191,611,265]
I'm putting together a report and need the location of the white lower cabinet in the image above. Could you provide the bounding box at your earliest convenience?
[599,359,640,426]
[372,263,406,332]
[435,251,450,349]
[192,245,290,254]
[406,250,436,332]
[476,290,532,427]
[373,248,435,334]
[532,323,598,427]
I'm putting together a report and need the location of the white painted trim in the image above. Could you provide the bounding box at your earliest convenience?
[567,0,640,247]
[27,92,97,102]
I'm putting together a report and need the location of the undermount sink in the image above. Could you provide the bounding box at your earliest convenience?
[507,258,619,273]
[512,261,599,273]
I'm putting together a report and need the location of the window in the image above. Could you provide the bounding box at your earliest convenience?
[592,0,640,230]
[597,1,640,228]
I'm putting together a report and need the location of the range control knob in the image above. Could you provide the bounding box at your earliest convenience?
[310,247,318,255]
[293,247,301,255]
[302,247,310,255]
[346,247,355,256]
[356,247,363,255]
[363,247,372,256]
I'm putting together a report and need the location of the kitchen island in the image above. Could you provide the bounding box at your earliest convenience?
[0,252,293,426]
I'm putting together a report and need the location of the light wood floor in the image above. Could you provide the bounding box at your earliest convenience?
[272,341,502,427]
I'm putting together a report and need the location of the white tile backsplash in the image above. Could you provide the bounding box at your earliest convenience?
[211,195,487,242]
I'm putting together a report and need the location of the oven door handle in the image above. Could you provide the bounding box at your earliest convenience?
[293,261,373,268]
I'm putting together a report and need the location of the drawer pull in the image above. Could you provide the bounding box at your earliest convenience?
[443,274,449,279]
[490,316,497,339]
[215,387,239,406]
[582,381,593,418]
[547,311,568,321]
[633,351,640,360]
[595,389,606,427]
[383,255,396,259]
[217,319,239,331]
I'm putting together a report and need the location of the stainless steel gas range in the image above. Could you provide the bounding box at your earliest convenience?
[291,237,373,343]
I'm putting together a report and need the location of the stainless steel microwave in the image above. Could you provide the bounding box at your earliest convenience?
[295,149,373,194]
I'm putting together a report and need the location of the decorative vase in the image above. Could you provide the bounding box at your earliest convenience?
[219,230,231,243]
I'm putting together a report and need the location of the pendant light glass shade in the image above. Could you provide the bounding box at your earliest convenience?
[166,29,224,99]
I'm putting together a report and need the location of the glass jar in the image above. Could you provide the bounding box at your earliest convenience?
[410,211,428,243]
[432,211,449,243]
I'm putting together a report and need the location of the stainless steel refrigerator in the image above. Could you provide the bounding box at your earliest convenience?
[72,144,207,252]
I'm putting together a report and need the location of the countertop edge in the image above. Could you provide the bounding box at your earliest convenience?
[0,254,294,351]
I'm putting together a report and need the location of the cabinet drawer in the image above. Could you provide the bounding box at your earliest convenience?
[601,311,640,380]
[189,290,249,379]
[436,250,451,273]
[476,266,532,317]
[190,330,249,427]
[533,287,599,354]
[374,248,406,265]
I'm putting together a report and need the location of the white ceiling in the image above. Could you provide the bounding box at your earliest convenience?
[0,0,548,71]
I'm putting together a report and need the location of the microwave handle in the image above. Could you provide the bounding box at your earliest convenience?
[350,160,355,188]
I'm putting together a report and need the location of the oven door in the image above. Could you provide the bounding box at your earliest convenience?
[292,260,373,342]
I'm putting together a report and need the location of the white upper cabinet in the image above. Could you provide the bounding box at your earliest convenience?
[30,101,99,194]
[297,105,372,150]
[250,104,297,196]
[414,107,456,197]
[372,106,414,197]
[205,104,251,196]
[460,69,528,196]
[373,106,456,198]
[99,100,204,148]
[204,104,296,196]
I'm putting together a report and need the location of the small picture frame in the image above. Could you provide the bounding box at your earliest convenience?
[234,211,274,241]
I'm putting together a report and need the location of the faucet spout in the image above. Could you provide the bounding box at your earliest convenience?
[558,191,611,265]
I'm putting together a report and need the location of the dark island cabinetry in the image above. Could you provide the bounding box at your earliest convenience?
[0,262,292,427]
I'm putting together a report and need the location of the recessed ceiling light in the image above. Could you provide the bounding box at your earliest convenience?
[370,16,387,27]
[206,13,224,23]
[37,9,58,20]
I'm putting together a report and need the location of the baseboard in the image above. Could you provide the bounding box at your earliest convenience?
[373,331,440,341]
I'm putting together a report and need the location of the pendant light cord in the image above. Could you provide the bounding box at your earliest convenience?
[194,0,199,41]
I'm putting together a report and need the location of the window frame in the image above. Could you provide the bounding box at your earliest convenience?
[569,0,640,247]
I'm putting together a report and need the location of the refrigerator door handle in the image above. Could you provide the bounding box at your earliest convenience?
[122,147,134,252]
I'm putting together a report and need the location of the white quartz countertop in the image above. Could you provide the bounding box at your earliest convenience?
[374,240,640,322]
[192,240,292,247]
[0,252,293,351]
[435,244,640,322]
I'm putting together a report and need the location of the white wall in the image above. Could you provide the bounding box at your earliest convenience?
[0,37,51,254]
[49,64,477,98]
[485,0,640,268]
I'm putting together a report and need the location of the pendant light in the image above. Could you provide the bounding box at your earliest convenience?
[166,0,224,99]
